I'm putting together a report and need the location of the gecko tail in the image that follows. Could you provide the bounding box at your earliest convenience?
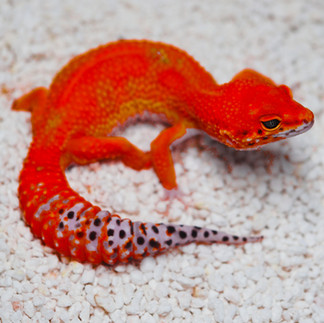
[94,214,263,265]
[130,222,263,261]
[34,197,262,265]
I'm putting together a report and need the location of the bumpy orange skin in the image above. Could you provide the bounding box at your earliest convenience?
[12,40,314,264]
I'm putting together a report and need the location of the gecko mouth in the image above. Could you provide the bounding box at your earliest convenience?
[208,118,314,151]
[272,119,314,139]
[232,119,314,151]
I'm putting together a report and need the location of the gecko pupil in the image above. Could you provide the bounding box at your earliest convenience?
[261,119,280,130]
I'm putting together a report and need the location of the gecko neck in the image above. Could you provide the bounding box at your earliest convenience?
[184,85,229,138]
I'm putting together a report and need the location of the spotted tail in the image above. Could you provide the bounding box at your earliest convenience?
[37,202,263,265]
[31,198,263,265]
[103,216,263,265]
[19,146,263,265]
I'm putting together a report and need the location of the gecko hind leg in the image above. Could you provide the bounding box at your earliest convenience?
[12,87,48,112]
[64,136,152,170]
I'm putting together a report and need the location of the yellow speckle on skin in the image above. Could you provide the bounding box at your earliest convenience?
[47,114,63,131]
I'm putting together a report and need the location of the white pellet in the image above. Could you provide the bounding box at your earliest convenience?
[32,295,45,307]
[141,312,156,323]
[223,288,240,304]
[40,307,55,321]
[140,257,156,272]
[211,298,225,321]
[157,299,172,315]
[122,284,135,305]
[191,297,205,308]
[95,295,116,313]
[68,302,82,318]
[183,266,204,278]
[125,290,143,315]
[79,301,90,322]
[207,272,224,292]
[110,309,126,323]
[271,304,283,322]
[154,282,169,299]
[130,270,146,285]
[146,300,158,314]
[23,300,35,318]
[175,275,196,288]
[80,269,95,284]
[10,269,25,281]
[57,294,73,307]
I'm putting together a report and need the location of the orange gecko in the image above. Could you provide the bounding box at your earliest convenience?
[12,40,314,264]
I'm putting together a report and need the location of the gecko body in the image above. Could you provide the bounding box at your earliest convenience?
[12,40,314,264]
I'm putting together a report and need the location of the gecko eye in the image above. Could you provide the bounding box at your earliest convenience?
[261,119,281,130]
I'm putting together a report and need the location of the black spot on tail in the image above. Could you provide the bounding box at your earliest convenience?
[167,226,176,234]
[152,225,159,234]
[125,241,132,249]
[191,229,198,238]
[119,230,126,239]
[94,218,101,226]
[107,229,114,236]
[165,239,172,246]
[89,231,97,241]
[137,237,145,245]
[149,239,161,249]
[140,223,147,235]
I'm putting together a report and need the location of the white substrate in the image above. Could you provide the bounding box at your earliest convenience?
[0,0,323,322]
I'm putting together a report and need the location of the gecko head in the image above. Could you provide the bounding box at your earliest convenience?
[204,69,314,150]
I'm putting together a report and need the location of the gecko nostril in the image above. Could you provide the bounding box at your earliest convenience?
[306,110,315,123]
